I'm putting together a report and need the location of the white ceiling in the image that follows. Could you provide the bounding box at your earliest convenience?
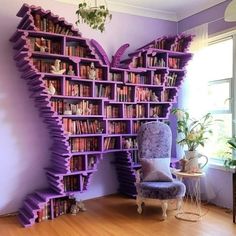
[57,0,227,21]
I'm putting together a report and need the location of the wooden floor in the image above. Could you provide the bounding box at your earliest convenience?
[0,194,236,236]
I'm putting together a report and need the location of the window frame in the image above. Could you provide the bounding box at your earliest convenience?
[207,32,236,160]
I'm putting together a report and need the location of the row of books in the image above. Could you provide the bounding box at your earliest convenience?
[63,175,80,192]
[33,13,74,35]
[104,137,117,150]
[80,65,103,80]
[165,73,178,86]
[65,45,88,58]
[127,73,149,84]
[44,79,61,95]
[70,156,84,172]
[168,57,181,69]
[132,121,147,134]
[70,137,99,152]
[124,104,146,118]
[154,37,174,50]
[136,87,156,102]
[53,198,75,218]
[105,105,120,118]
[36,202,51,222]
[95,84,112,98]
[65,81,91,97]
[150,106,162,118]
[62,118,102,135]
[29,37,62,54]
[109,72,122,81]
[170,38,189,52]
[147,56,166,67]
[51,100,100,116]
[161,90,171,102]
[132,55,145,68]
[108,121,127,134]
[116,86,133,102]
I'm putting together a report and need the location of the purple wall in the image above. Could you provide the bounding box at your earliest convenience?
[0,0,177,214]
[178,0,236,36]
[177,0,236,209]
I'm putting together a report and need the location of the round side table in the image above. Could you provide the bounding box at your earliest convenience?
[174,170,205,222]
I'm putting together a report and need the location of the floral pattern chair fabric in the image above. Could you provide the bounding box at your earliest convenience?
[136,121,186,219]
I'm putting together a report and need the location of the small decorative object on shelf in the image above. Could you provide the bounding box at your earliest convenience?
[88,62,96,79]
[35,37,48,53]
[51,59,66,74]
[124,139,132,149]
[68,65,75,75]
[47,81,56,95]
[151,92,159,102]
[76,0,112,33]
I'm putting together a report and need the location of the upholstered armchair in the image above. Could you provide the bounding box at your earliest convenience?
[136,121,186,219]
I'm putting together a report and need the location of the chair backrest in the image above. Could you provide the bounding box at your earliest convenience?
[137,121,172,160]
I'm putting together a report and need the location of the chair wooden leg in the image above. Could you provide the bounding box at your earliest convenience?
[136,196,143,214]
[176,198,182,211]
[161,200,168,219]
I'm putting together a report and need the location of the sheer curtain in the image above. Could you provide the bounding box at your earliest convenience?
[177,24,216,200]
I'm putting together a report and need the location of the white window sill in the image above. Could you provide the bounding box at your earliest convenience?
[208,161,236,173]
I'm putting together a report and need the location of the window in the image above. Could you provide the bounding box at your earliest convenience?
[200,36,235,160]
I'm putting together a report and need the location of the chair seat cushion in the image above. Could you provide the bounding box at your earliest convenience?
[137,180,186,200]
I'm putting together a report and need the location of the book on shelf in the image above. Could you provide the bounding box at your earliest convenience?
[56,100,99,116]
[70,156,84,172]
[66,44,88,57]
[36,201,51,223]
[166,73,178,86]
[29,37,62,54]
[65,80,90,97]
[63,175,80,192]
[62,118,101,135]
[105,105,120,118]
[136,87,153,102]
[108,121,127,134]
[127,73,148,84]
[147,56,166,67]
[80,65,103,80]
[109,72,122,81]
[116,86,132,102]
[104,137,117,150]
[70,137,99,152]
[124,104,146,118]
[95,84,112,98]
[33,13,74,35]
[168,57,181,69]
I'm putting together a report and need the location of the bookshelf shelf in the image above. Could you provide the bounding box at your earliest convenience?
[11,3,193,227]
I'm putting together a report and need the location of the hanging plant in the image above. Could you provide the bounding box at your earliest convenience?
[76,1,112,33]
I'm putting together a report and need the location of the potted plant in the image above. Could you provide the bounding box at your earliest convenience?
[172,108,215,172]
[224,137,236,168]
[76,1,112,33]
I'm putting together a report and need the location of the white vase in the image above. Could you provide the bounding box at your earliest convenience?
[184,150,208,173]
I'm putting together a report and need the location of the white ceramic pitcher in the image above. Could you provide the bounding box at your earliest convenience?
[184,150,208,173]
